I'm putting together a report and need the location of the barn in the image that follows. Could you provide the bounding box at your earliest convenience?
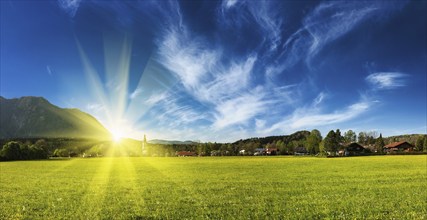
[344,143,365,156]
[384,141,414,152]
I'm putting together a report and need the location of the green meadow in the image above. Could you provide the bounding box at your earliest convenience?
[1,155,426,219]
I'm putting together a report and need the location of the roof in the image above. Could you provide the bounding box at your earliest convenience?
[384,141,413,148]
[176,151,197,156]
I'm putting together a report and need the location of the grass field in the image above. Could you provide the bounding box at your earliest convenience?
[1,155,426,219]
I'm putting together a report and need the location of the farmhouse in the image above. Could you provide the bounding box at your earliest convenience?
[176,151,197,157]
[265,148,278,155]
[294,147,308,155]
[344,143,365,156]
[254,148,279,155]
[384,141,414,152]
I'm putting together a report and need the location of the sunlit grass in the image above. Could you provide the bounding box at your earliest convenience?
[0,156,426,219]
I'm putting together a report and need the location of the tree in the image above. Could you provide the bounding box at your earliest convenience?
[415,136,424,151]
[358,132,366,145]
[53,148,69,157]
[305,129,322,154]
[335,129,343,143]
[375,134,385,153]
[344,130,357,144]
[1,141,22,160]
[324,130,338,156]
[319,140,326,156]
[423,137,427,152]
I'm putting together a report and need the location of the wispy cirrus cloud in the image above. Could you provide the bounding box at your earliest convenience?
[57,0,81,17]
[366,72,408,89]
[276,1,407,71]
[129,88,143,100]
[213,87,269,129]
[144,92,169,106]
[157,24,272,129]
[220,0,283,51]
[222,0,238,9]
[268,98,372,133]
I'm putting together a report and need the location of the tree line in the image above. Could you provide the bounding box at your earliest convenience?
[1,130,426,160]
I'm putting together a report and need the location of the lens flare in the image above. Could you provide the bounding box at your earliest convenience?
[75,34,176,140]
[111,129,123,143]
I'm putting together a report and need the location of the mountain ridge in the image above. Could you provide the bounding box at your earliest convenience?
[0,96,111,139]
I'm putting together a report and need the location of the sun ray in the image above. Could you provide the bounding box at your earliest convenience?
[77,148,115,217]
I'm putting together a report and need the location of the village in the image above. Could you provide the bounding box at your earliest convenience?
[175,140,419,157]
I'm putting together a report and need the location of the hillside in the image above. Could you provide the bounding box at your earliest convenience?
[233,130,311,145]
[148,139,199,145]
[384,134,426,145]
[0,96,110,139]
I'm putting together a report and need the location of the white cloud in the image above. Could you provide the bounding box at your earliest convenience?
[366,72,407,89]
[268,95,372,133]
[223,0,238,9]
[129,88,143,99]
[213,91,267,129]
[159,102,207,128]
[144,92,169,106]
[198,55,256,102]
[277,1,405,70]
[220,1,283,51]
[313,92,326,106]
[57,0,82,17]
[157,26,271,129]
[158,29,219,91]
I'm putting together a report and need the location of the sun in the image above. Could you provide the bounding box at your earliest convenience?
[111,129,124,143]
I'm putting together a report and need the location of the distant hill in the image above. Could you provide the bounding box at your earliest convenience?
[384,134,426,145]
[233,130,311,145]
[148,139,199,145]
[0,96,110,139]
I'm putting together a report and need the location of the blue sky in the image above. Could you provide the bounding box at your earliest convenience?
[1,0,426,142]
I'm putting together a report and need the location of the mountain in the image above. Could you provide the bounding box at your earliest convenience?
[0,96,110,139]
[233,130,311,145]
[148,139,200,145]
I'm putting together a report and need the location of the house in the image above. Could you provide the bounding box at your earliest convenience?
[384,141,414,152]
[265,148,278,155]
[344,143,365,156]
[294,147,307,155]
[253,148,279,155]
[176,151,197,157]
[254,148,264,156]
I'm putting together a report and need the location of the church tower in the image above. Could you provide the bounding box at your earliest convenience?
[142,134,147,155]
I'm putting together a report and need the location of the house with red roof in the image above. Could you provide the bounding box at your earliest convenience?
[384,141,414,152]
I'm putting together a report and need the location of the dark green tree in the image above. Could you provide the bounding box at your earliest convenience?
[423,137,427,152]
[324,130,338,156]
[335,129,344,145]
[1,141,22,160]
[375,134,385,153]
[415,136,424,151]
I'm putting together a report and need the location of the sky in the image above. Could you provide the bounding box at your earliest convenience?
[1,0,426,142]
